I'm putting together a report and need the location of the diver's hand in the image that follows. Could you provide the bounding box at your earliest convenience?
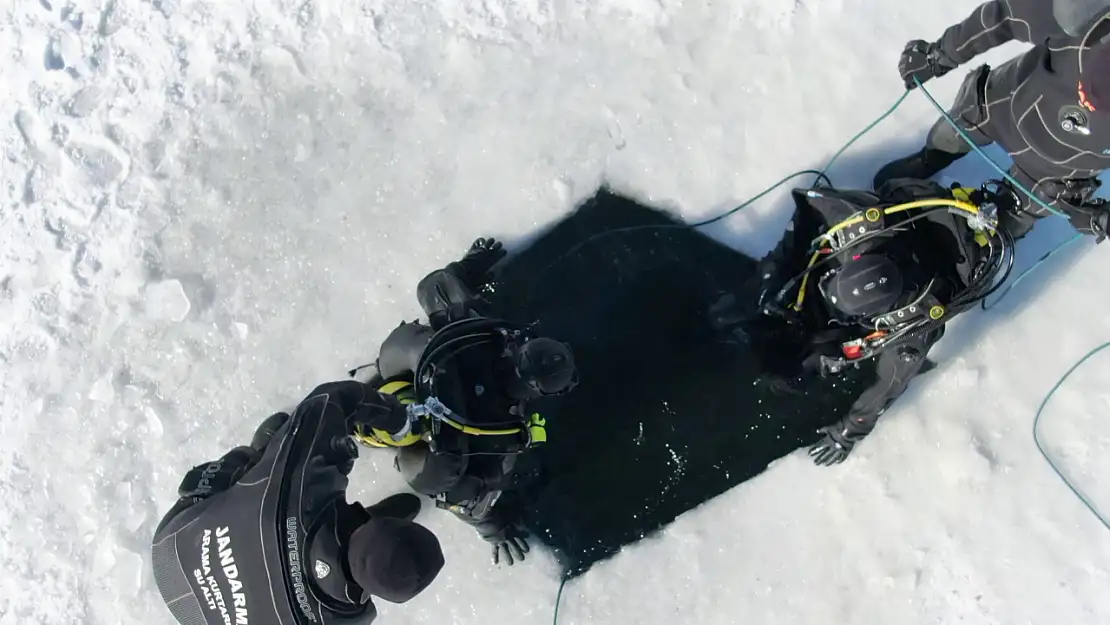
[176,446,259,503]
[488,525,530,566]
[898,39,957,90]
[1088,203,1110,243]
[452,237,507,289]
[350,389,411,436]
[808,426,857,466]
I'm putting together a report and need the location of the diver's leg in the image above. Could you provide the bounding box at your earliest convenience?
[708,191,814,335]
[394,445,469,496]
[376,321,435,380]
[362,493,423,522]
[415,269,483,329]
[873,64,994,189]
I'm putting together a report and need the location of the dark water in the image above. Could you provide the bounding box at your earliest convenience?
[483,188,875,579]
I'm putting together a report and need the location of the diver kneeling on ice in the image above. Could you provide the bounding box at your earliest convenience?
[350,237,578,566]
[712,176,1016,465]
[151,380,446,625]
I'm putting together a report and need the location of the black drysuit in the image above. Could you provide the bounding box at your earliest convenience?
[921,0,1110,236]
[374,266,542,549]
[150,381,410,625]
[739,178,987,456]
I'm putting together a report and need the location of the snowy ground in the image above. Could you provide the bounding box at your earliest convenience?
[2,0,1109,623]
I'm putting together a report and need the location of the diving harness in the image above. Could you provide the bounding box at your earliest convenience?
[762,180,1018,374]
[349,316,549,455]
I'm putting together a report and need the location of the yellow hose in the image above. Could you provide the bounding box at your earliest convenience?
[352,368,544,447]
[439,417,523,436]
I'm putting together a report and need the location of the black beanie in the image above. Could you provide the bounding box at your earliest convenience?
[1081,37,1110,111]
[347,517,445,604]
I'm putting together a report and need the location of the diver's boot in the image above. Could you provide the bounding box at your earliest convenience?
[872,147,964,190]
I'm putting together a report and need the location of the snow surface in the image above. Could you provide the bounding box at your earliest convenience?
[2,1,1109,624]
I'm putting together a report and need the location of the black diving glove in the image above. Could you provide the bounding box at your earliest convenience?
[898,40,958,90]
[1088,201,1110,242]
[448,237,507,289]
[1016,176,1110,241]
[808,424,864,466]
[1044,178,1108,241]
[176,410,297,503]
[1069,200,1110,242]
[350,389,412,437]
[488,524,531,566]
[177,446,260,503]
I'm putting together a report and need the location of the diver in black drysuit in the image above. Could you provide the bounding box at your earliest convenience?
[371,238,578,566]
[150,381,445,625]
[712,177,1009,465]
[876,0,1110,240]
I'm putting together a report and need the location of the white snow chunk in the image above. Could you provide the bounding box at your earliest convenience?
[114,549,144,593]
[91,538,116,576]
[143,279,191,322]
[954,366,981,388]
[553,177,572,204]
[142,406,164,438]
[65,86,107,117]
[65,143,125,188]
[89,371,115,402]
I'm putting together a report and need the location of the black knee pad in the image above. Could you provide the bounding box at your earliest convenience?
[363,492,423,522]
[377,321,434,380]
[396,445,468,496]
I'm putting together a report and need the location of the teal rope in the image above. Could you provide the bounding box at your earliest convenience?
[551,575,568,625]
[695,89,910,227]
[817,90,912,186]
[548,81,1107,625]
[549,339,1110,625]
[1032,342,1110,532]
[546,91,910,625]
[913,79,1086,310]
[527,90,911,293]
[523,170,824,294]
[913,80,1067,218]
[861,83,1108,532]
[688,169,827,228]
[979,232,1082,310]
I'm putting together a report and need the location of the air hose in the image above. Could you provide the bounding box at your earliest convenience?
[545,80,1107,625]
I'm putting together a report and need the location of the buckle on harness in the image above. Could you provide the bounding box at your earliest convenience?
[834,207,885,248]
[872,291,944,329]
